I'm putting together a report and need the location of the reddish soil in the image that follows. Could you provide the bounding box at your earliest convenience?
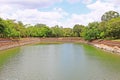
[0,38,40,50]
[92,40,120,48]
[0,37,84,51]
[0,37,120,51]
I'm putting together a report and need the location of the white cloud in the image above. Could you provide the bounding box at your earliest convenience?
[0,5,67,27]
[0,0,120,28]
[87,0,115,10]
[0,0,66,27]
[0,0,62,8]
[67,0,93,4]
[82,0,93,4]
[67,0,80,3]
[104,0,120,5]
[61,0,120,27]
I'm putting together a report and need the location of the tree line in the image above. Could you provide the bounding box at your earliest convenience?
[0,10,120,41]
[82,11,120,41]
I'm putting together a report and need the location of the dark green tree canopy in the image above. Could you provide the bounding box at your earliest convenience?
[88,22,99,28]
[73,24,85,37]
[0,24,5,34]
[34,24,47,28]
[101,11,119,21]
[0,16,120,40]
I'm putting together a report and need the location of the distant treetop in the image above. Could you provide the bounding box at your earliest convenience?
[101,10,120,22]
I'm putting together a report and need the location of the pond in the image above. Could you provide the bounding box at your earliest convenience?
[0,43,120,80]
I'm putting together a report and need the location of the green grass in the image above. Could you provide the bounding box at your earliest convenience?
[0,48,20,69]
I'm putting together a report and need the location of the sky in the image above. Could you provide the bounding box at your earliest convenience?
[0,0,120,28]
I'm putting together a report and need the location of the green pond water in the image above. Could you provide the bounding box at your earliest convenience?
[0,43,120,80]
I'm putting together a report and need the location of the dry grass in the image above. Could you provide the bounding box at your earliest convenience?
[113,39,120,42]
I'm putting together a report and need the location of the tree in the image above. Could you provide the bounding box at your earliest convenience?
[101,11,119,21]
[106,17,120,39]
[82,22,100,41]
[3,19,20,38]
[34,24,47,28]
[51,25,63,37]
[0,19,5,37]
[39,26,52,37]
[73,24,84,37]
[88,22,99,29]
[0,24,4,33]
[63,28,74,37]
[98,22,107,39]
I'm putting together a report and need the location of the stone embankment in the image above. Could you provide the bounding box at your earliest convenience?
[0,38,40,50]
[0,37,83,51]
[0,38,120,55]
[91,40,120,54]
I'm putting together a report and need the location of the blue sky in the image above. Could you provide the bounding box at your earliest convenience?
[0,0,120,27]
[40,0,91,14]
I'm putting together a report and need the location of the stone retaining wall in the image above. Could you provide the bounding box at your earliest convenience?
[0,38,120,55]
[0,38,40,50]
[93,43,120,54]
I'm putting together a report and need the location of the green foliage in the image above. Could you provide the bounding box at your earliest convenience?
[63,28,74,37]
[51,25,63,37]
[0,22,5,37]
[3,20,20,38]
[0,19,6,37]
[101,11,119,21]
[73,24,84,37]
[34,24,46,28]
[98,22,107,38]
[39,26,52,37]
[0,24,4,33]
[82,11,120,40]
[106,17,120,39]
[26,25,52,37]
[82,22,100,41]
[0,10,120,40]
